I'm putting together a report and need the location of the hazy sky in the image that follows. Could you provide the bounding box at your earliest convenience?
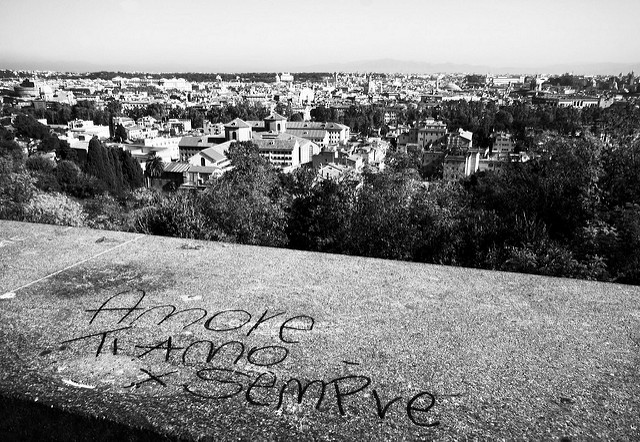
[1,0,639,72]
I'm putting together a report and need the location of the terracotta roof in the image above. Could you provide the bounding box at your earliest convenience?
[188,165,221,173]
[224,118,251,129]
[287,122,349,131]
[179,136,205,148]
[264,112,287,121]
[252,132,317,152]
[199,144,229,163]
[322,122,349,130]
[163,162,191,173]
[253,138,298,151]
[286,128,328,139]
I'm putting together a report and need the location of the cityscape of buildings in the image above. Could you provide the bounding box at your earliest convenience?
[3,0,640,438]
[2,68,638,189]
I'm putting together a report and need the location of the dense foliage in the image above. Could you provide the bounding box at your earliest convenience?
[2,104,640,285]
[128,134,640,285]
[311,100,640,148]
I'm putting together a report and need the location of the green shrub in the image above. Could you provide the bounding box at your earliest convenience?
[32,171,61,192]
[57,160,108,198]
[56,160,81,185]
[131,191,218,240]
[25,155,56,174]
[83,194,127,231]
[23,192,86,227]
[0,170,35,221]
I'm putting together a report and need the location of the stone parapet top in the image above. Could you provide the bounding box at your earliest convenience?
[1,221,639,441]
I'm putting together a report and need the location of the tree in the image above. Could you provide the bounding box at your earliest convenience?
[85,137,107,181]
[114,124,128,142]
[145,103,165,120]
[57,160,107,198]
[55,138,77,163]
[186,108,204,129]
[108,147,124,193]
[0,139,24,166]
[13,114,50,140]
[601,135,640,208]
[274,102,292,118]
[347,171,419,260]
[144,153,165,187]
[121,150,144,189]
[385,149,422,177]
[466,136,604,245]
[287,177,357,253]
[39,135,60,153]
[85,137,120,192]
[310,106,331,122]
[100,141,117,190]
[199,141,288,246]
[56,160,80,187]
[494,109,514,132]
[608,205,640,284]
[106,100,123,117]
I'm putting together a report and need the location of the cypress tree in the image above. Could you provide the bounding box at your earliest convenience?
[120,149,132,189]
[85,137,105,180]
[109,147,124,193]
[86,137,144,193]
[121,150,144,189]
[100,142,116,190]
[131,154,144,188]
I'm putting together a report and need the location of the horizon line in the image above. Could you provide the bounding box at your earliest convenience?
[2,59,640,77]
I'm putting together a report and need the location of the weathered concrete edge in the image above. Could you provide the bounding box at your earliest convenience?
[1,220,639,441]
[0,393,182,442]
[2,219,636,294]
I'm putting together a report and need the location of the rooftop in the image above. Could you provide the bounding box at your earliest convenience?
[162,161,191,173]
[264,112,287,121]
[199,143,231,163]
[178,136,206,148]
[0,220,638,441]
[285,128,328,139]
[287,122,349,131]
[224,118,251,129]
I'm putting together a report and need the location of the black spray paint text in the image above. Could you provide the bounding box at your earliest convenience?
[61,289,440,428]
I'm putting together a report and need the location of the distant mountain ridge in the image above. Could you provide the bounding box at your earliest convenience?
[302,58,640,76]
[2,55,639,76]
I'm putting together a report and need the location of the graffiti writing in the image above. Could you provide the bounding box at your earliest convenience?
[62,289,439,428]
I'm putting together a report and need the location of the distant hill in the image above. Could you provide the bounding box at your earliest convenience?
[533,62,640,76]
[301,58,640,76]
[303,58,494,74]
[2,55,639,76]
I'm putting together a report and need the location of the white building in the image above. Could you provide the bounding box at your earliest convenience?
[492,132,515,154]
[188,142,232,171]
[67,119,111,140]
[253,132,320,169]
[279,72,294,83]
[159,78,192,92]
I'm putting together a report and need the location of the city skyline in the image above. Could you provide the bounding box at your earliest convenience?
[1,0,640,73]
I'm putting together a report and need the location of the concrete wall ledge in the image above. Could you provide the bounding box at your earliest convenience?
[1,221,639,441]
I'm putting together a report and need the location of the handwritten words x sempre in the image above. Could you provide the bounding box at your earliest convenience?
[60,289,439,428]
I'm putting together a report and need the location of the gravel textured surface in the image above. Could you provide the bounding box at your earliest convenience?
[1,220,639,441]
